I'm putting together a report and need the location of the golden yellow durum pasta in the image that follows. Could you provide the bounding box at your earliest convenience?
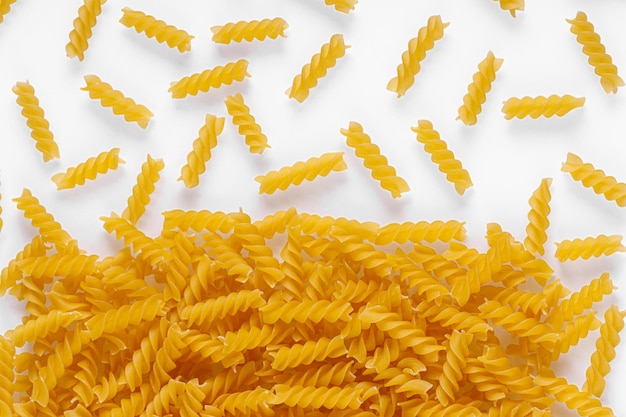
[122,154,165,225]
[324,0,358,14]
[12,81,60,162]
[561,152,626,207]
[286,34,349,103]
[411,119,473,195]
[65,0,106,61]
[340,121,410,198]
[211,17,288,44]
[554,234,626,262]
[178,114,226,188]
[457,51,503,126]
[120,7,194,52]
[495,0,524,17]
[81,74,153,128]
[255,152,347,194]
[524,178,552,256]
[224,93,270,154]
[567,11,624,94]
[502,94,585,119]
[0,0,16,24]
[0,335,14,416]
[169,59,251,99]
[387,15,449,98]
[51,147,125,190]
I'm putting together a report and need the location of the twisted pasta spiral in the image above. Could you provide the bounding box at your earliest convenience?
[13,189,72,249]
[51,148,125,190]
[436,331,472,405]
[324,0,358,13]
[276,361,355,387]
[162,209,235,233]
[376,220,466,245]
[269,336,347,371]
[181,289,266,326]
[224,93,270,154]
[524,178,552,256]
[502,94,585,119]
[17,253,98,281]
[457,51,503,126]
[12,81,60,162]
[387,15,449,97]
[211,18,288,44]
[65,0,106,61]
[123,154,165,224]
[260,298,352,324]
[213,387,273,415]
[416,301,492,340]
[169,59,250,99]
[178,114,225,188]
[566,11,624,94]
[340,121,410,198]
[82,75,153,128]
[0,0,16,24]
[0,335,15,416]
[272,385,365,409]
[220,323,292,355]
[412,119,473,195]
[554,234,625,262]
[120,7,193,52]
[255,151,347,194]
[286,33,349,103]
[561,152,626,207]
[495,0,524,17]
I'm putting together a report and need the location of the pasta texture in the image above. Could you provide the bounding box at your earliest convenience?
[122,154,165,225]
[501,95,585,119]
[387,15,449,97]
[457,51,503,126]
[65,0,106,61]
[169,59,251,99]
[0,0,16,24]
[324,0,358,14]
[81,74,153,128]
[211,18,288,44]
[0,335,14,416]
[561,152,626,207]
[178,114,225,188]
[524,178,552,256]
[495,0,524,17]
[120,7,194,52]
[12,81,60,162]
[554,234,626,262]
[51,148,125,190]
[411,119,473,195]
[340,121,410,198]
[224,93,270,154]
[567,11,624,94]
[286,34,349,103]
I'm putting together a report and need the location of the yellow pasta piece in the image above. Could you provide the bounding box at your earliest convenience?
[51,148,125,190]
[502,94,585,119]
[0,335,14,416]
[494,0,524,17]
[81,75,153,128]
[554,234,626,262]
[524,178,552,256]
[211,17,288,44]
[169,59,250,99]
[224,93,270,154]
[12,81,60,162]
[255,152,347,194]
[122,154,165,225]
[119,7,194,52]
[286,33,349,103]
[567,11,624,94]
[387,15,449,98]
[411,119,473,195]
[436,331,472,405]
[65,0,106,61]
[457,51,503,126]
[178,114,225,188]
[324,0,358,14]
[561,152,626,207]
[0,0,17,24]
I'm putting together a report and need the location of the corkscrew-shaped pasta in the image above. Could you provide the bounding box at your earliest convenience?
[169,59,250,99]
[211,18,288,44]
[494,0,524,17]
[269,336,347,371]
[220,324,292,355]
[213,387,273,415]
[224,93,270,154]
[561,152,626,207]
[286,34,349,103]
[181,289,265,326]
[376,220,466,245]
[457,51,503,126]
[272,385,365,409]
[0,335,15,416]
[120,7,193,52]
[255,152,347,194]
[524,178,552,256]
[162,209,235,233]
[0,0,16,24]
[82,75,153,128]
[51,148,125,190]
[122,154,165,225]
[416,301,492,340]
[566,11,624,94]
[554,234,625,262]
[178,114,225,188]
[260,298,352,324]
[436,331,472,405]
[553,311,601,361]
[412,119,473,195]
[277,361,355,387]
[387,15,449,97]
[324,0,358,14]
[17,253,98,281]
[340,121,410,198]
[12,81,60,162]
[13,189,73,249]
[502,94,585,119]
[65,0,106,60]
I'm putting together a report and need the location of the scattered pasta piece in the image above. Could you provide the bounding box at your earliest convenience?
[169,59,251,99]
[554,234,626,262]
[178,114,225,188]
[51,148,125,190]
[81,74,153,128]
[324,0,358,14]
[524,178,552,256]
[0,0,17,24]
[340,121,410,198]
[286,34,349,103]
[567,11,624,94]
[387,15,449,98]
[224,93,270,154]
[561,152,626,207]
[501,94,585,119]
[457,51,503,126]
[12,81,60,162]
[494,0,524,17]
[211,18,288,44]
[122,154,165,225]
[65,0,106,61]
[119,7,194,52]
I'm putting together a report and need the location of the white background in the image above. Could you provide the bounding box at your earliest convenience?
[1,1,625,414]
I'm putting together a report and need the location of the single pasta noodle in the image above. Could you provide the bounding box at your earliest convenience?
[224,93,270,154]
[561,152,626,207]
[122,154,165,225]
[0,0,17,24]
[494,0,524,17]
[178,114,225,188]
[457,51,503,126]
[120,7,194,52]
[524,178,552,256]
[0,335,14,416]
[501,95,585,119]
[51,148,125,190]
[324,0,358,14]
[169,59,250,99]
[66,0,106,61]
[211,18,288,44]
[554,234,626,262]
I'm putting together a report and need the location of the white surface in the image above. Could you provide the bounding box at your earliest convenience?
[1,0,625,413]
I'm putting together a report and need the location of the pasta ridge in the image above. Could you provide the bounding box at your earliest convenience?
[376,220,466,245]
[436,330,472,405]
[211,18,288,44]
[51,147,125,190]
[457,51,503,126]
[260,298,353,324]
[120,7,194,52]
[561,152,626,207]
[501,94,585,119]
[169,59,250,99]
[66,0,106,60]
[13,189,72,249]
[554,234,626,262]
[271,384,366,409]
[324,0,358,14]
[553,311,601,360]
[269,336,347,371]
[123,154,165,225]
[524,178,552,256]
[0,336,15,416]
[224,93,270,154]
[178,114,225,188]
[181,289,266,326]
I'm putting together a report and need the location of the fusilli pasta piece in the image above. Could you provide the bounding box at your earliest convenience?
[457,51,503,126]
[524,178,552,256]
[51,148,125,190]
[269,336,347,371]
[122,154,165,225]
[178,114,225,188]
[436,331,472,405]
[501,95,585,119]
[181,289,265,326]
[376,220,466,244]
[554,234,625,262]
[271,385,366,409]
[324,0,358,13]
[0,335,14,416]
[260,298,352,324]
[561,152,626,207]
[211,18,288,44]
[0,0,16,24]
[65,0,106,61]
[224,93,270,154]
[494,0,524,17]
[169,59,250,99]
[120,7,194,52]
[553,311,601,361]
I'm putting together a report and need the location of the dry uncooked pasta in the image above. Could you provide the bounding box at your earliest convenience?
[122,154,165,225]
[51,147,125,190]
[324,0,358,14]
[211,18,288,44]
[169,59,251,99]
[494,0,524,17]
[65,0,106,61]
[120,7,194,52]
[554,234,626,262]
[0,0,16,24]
[178,114,226,188]
[224,93,270,154]
[457,51,503,126]
[501,95,585,119]
[523,178,552,256]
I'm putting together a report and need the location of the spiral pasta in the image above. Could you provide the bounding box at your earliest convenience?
[178,114,225,188]
[286,33,349,103]
[169,59,251,99]
[211,17,288,44]
[567,11,624,94]
[122,154,165,225]
[387,15,449,98]
[120,7,193,52]
[51,148,125,190]
[0,335,14,416]
[561,152,626,207]
[494,0,524,17]
[12,81,60,162]
[554,234,625,262]
[224,93,270,154]
[0,0,16,24]
[81,74,153,128]
[324,0,358,13]
[501,94,585,119]
[524,178,552,256]
[65,0,106,61]
[457,51,503,126]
